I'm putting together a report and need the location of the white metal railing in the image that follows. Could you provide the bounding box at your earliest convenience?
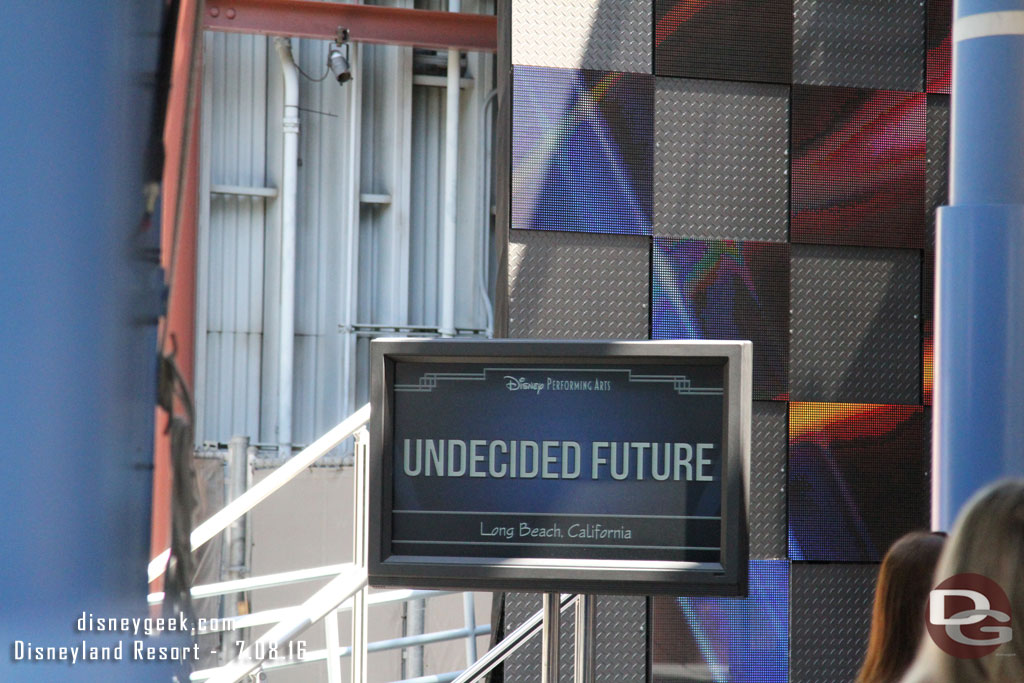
[150,404,575,682]
[148,404,371,583]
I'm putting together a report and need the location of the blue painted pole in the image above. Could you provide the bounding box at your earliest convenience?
[0,2,182,680]
[935,0,1024,528]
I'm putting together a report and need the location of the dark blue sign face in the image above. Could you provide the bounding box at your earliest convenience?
[390,360,726,564]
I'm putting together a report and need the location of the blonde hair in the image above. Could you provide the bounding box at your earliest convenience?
[904,479,1024,682]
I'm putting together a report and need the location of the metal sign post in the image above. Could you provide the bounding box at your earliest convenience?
[541,592,561,683]
[573,595,595,683]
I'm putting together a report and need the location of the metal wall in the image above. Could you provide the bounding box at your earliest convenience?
[195,0,496,449]
[503,1,946,681]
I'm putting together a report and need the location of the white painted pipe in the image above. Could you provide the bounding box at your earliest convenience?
[342,40,363,419]
[274,37,299,459]
[440,0,461,337]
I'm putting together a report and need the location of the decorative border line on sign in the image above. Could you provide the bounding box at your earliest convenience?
[394,366,724,396]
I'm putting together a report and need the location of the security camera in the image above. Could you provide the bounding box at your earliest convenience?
[328,44,351,84]
[328,27,351,85]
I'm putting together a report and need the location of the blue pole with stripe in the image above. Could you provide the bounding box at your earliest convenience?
[935,0,1024,528]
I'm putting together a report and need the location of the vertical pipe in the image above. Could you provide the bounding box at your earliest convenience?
[351,428,369,683]
[542,592,561,683]
[273,38,299,459]
[440,0,462,337]
[463,591,478,665]
[324,608,343,683]
[224,436,250,659]
[342,40,363,419]
[407,598,425,676]
[573,595,595,683]
[934,1,1024,528]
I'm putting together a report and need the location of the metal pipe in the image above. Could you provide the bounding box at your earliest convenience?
[477,88,498,336]
[439,0,461,337]
[406,598,426,676]
[148,404,371,582]
[224,436,250,659]
[324,608,343,683]
[273,37,300,459]
[451,594,577,683]
[192,589,460,635]
[351,428,370,683]
[542,592,561,683]
[573,595,595,683]
[205,566,368,683]
[148,563,354,604]
[934,0,1024,528]
[462,591,478,665]
[342,39,363,420]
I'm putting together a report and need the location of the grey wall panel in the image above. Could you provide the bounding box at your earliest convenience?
[790,245,921,404]
[793,0,924,91]
[593,596,647,680]
[196,32,268,446]
[507,230,649,339]
[654,78,789,242]
[504,593,575,682]
[512,0,650,73]
[927,94,950,253]
[504,594,647,682]
[751,401,788,559]
[791,563,878,683]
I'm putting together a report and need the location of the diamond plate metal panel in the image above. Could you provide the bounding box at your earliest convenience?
[512,0,650,73]
[790,245,921,404]
[751,401,788,559]
[927,94,950,252]
[504,594,647,682]
[507,230,649,339]
[790,563,878,683]
[654,78,789,242]
[793,0,924,91]
[654,0,793,84]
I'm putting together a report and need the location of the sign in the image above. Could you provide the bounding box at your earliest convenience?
[368,339,751,595]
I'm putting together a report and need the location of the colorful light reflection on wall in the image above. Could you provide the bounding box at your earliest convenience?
[655,0,793,84]
[651,560,789,683]
[791,85,926,249]
[653,238,790,401]
[789,402,928,562]
[512,65,652,236]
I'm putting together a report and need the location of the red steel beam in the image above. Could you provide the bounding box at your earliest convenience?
[204,0,497,52]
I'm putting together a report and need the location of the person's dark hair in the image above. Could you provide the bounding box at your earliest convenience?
[857,531,947,683]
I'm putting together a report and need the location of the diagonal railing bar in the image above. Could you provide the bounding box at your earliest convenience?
[148,403,371,582]
[451,593,577,683]
[204,566,368,683]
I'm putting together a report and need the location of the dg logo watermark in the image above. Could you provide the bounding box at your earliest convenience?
[927,573,1013,658]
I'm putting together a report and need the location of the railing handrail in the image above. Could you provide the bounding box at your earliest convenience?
[147,562,354,605]
[204,566,369,683]
[452,593,578,683]
[194,589,461,635]
[148,403,371,582]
